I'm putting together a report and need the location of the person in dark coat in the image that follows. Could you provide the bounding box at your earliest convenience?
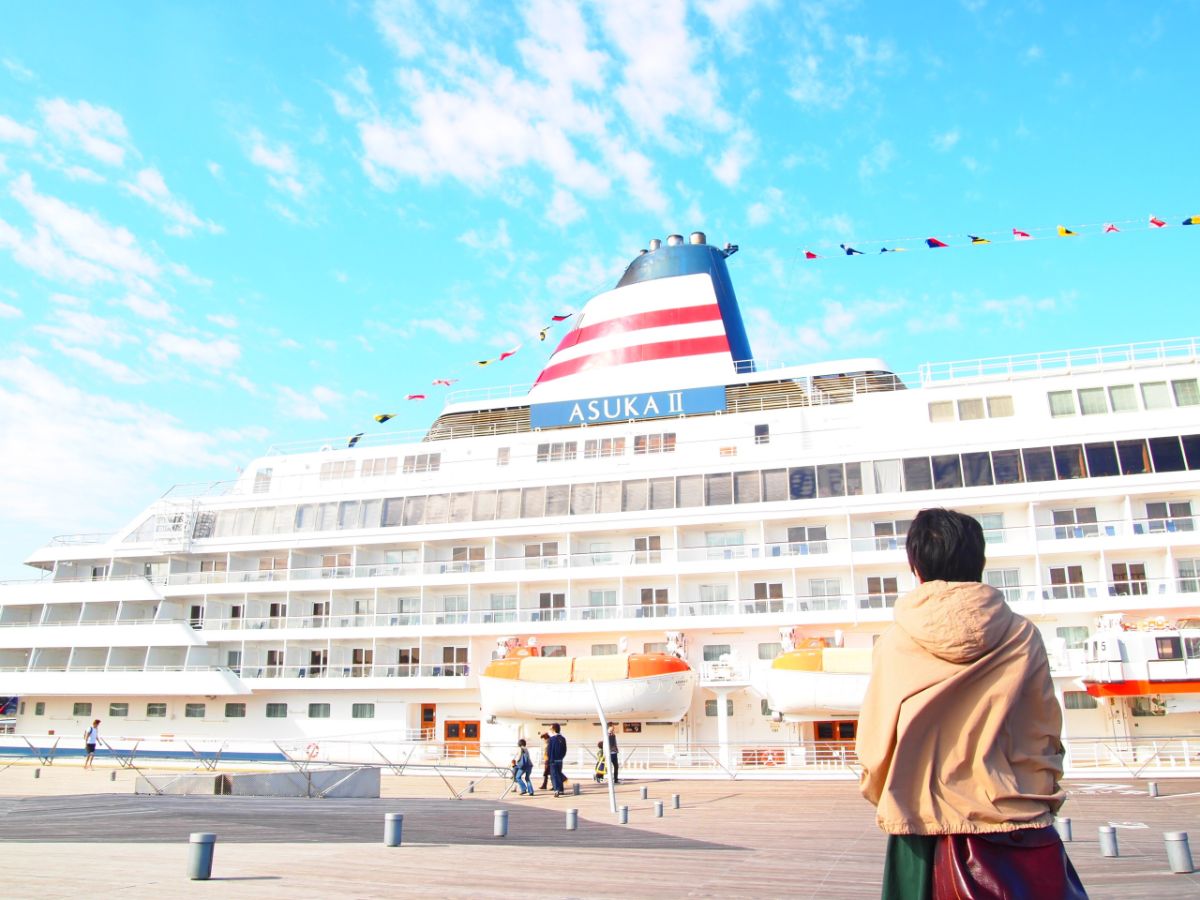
[547,723,567,796]
[607,722,620,784]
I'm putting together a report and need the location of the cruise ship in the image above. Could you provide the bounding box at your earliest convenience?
[2,231,1199,772]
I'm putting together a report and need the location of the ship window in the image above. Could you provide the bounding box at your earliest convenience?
[401,496,425,525]
[496,447,510,466]
[497,488,521,519]
[1183,435,1200,469]
[1047,565,1085,599]
[991,449,1023,484]
[402,453,440,473]
[962,452,993,487]
[536,442,577,462]
[308,704,331,719]
[185,703,206,718]
[1108,384,1137,412]
[381,498,404,527]
[352,703,375,718]
[423,494,447,525]
[224,703,246,718]
[928,401,954,422]
[705,699,735,717]
[1021,447,1055,482]
[987,395,1014,417]
[147,703,166,718]
[319,460,356,480]
[788,525,828,553]
[1149,436,1186,472]
[253,468,273,493]
[758,642,782,660]
[1085,442,1119,477]
[1063,691,1098,710]
[1186,638,1200,659]
[1141,381,1170,409]
[1155,637,1183,660]
[1131,697,1166,717]
[541,645,567,658]
[585,437,625,458]
[649,477,675,510]
[1077,388,1107,416]
[873,520,911,552]
[266,703,288,718]
[1053,445,1086,480]
[872,459,901,493]
[634,433,676,454]
[902,457,933,492]
[705,473,733,505]
[545,484,569,516]
[73,702,92,716]
[979,512,1004,543]
[719,445,737,457]
[472,490,497,521]
[644,641,667,654]
[957,398,984,420]
[1048,391,1076,417]
[790,466,817,500]
[736,470,762,503]
[703,644,732,661]
[932,455,963,489]
[1111,563,1148,596]
[622,480,648,512]
[762,699,774,716]
[845,462,864,495]
[1180,560,1200,593]
[817,464,845,498]
[569,483,595,515]
[755,424,770,444]
[984,568,1021,604]
[864,576,899,608]
[1117,439,1150,475]
[1146,502,1194,533]
[596,481,621,513]
[1053,507,1098,539]
[109,703,129,717]
[361,457,398,477]
[34,702,45,715]
[1056,626,1090,649]
[591,643,618,656]
[1174,379,1200,406]
[676,475,704,507]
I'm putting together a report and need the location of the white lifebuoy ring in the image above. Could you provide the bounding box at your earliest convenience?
[305,742,320,759]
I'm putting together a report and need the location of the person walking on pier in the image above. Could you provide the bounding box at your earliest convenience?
[83,719,101,770]
[547,723,567,796]
[856,508,1086,899]
[606,722,620,784]
[513,738,534,796]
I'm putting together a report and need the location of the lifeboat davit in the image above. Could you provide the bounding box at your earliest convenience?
[762,640,872,720]
[480,650,696,721]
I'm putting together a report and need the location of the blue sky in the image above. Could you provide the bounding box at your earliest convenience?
[0,1,1197,577]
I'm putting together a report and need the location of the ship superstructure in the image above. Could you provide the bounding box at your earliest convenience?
[2,232,1199,769]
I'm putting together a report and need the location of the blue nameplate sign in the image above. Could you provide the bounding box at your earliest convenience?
[530,385,727,428]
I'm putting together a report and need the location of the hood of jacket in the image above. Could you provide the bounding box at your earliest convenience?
[893,580,1015,665]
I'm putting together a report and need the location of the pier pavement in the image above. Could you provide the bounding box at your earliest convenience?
[0,763,1198,898]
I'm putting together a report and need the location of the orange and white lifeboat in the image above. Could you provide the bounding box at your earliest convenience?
[480,649,696,721]
[1083,617,1200,712]
[761,640,872,720]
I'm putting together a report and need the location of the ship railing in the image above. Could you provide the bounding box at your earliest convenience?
[39,573,167,586]
[48,533,112,546]
[1132,515,1198,535]
[0,664,227,673]
[1038,575,1186,604]
[0,616,188,629]
[237,663,469,679]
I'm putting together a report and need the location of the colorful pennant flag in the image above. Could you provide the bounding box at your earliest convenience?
[926,237,948,248]
[406,393,426,401]
[432,378,457,386]
[1013,228,1033,240]
[1149,215,1167,228]
[879,247,908,253]
[1057,225,1077,237]
[348,432,363,448]
[1103,223,1120,233]
[968,235,990,244]
[498,345,520,361]
[805,250,820,259]
[1184,216,1200,226]
[474,359,493,367]
[374,414,395,424]
[840,244,864,256]
[551,314,573,322]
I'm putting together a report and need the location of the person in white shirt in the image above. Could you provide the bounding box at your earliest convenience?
[83,719,101,770]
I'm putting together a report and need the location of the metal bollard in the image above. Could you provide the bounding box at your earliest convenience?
[110,770,116,782]
[1054,816,1073,842]
[672,793,680,810]
[572,781,580,796]
[1164,832,1195,874]
[619,805,629,824]
[566,808,578,831]
[1148,781,1160,798]
[1098,825,1119,858]
[467,781,475,794]
[640,786,648,800]
[654,800,664,818]
[384,813,403,847]
[493,809,508,838]
[187,832,217,880]
[34,768,40,779]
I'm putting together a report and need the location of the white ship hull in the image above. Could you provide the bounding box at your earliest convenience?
[764,669,870,719]
[480,670,697,722]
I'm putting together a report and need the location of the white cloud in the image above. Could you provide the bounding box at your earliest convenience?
[279,337,303,350]
[0,300,21,318]
[35,308,137,348]
[206,313,238,329]
[61,165,105,183]
[115,292,173,322]
[1024,45,1044,63]
[788,25,900,110]
[150,333,241,370]
[38,98,133,166]
[711,129,755,187]
[50,292,87,308]
[931,128,960,152]
[207,161,222,179]
[858,140,896,180]
[5,172,160,283]
[2,58,35,81]
[746,187,784,227]
[120,167,222,236]
[980,291,1071,327]
[277,384,341,420]
[546,188,585,227]
[411,299,484,343]
[54,342,145,384]
[458,219,513,256]
[247,130,312,199]
[0,115,36,145]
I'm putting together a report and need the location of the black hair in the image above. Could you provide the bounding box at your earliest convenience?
[518,738,526,747]
[551,723,561,733]
[906,507,986,583]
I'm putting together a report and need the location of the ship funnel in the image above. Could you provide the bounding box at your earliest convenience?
[690,231,706,245]
[648,238,661,251]
[666,233,684,246]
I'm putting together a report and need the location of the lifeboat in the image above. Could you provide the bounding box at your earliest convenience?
[761,640,872,720]
[1083,616,1200,710]
[480,650,696,721]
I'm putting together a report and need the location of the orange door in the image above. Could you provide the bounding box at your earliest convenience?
[444,720,481,757]
[420,703,436,740]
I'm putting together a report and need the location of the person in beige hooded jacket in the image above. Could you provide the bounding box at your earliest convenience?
[856,508,1085,899]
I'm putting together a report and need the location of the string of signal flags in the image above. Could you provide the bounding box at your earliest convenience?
[805,213,1200,259]
[365,311,575,435]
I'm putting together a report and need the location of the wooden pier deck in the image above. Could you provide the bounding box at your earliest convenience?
[0,765,1198,898]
